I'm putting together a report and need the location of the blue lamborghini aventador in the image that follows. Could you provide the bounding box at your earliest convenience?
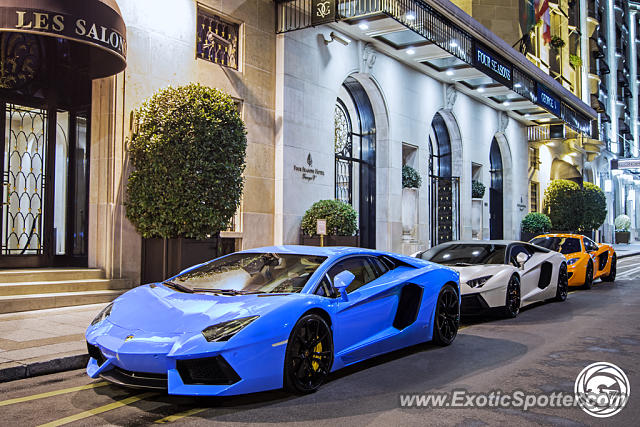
[86,246,460,396]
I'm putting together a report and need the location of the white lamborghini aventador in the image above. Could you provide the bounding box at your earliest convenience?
[414,241,568,317]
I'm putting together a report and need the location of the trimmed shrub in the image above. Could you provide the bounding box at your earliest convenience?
[615,214,631,232]
[543,179,583,231]
[521,212,552,234]
[402,165,422,189]
[126,84,247,239]
[472,180,486,198]
[301,200,358,237]
[581,182,607,231]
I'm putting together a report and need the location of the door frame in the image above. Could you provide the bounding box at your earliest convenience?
[0,98,91,268]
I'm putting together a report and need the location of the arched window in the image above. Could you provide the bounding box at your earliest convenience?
[334,99,353,204]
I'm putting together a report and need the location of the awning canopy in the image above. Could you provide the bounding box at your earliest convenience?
[0,0,126,78]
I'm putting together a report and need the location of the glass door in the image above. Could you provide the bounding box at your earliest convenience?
[0,103,89,267]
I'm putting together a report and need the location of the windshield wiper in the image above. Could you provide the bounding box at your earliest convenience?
[193,288,265,295]
[453,262,474,266]
[162,281,195,293]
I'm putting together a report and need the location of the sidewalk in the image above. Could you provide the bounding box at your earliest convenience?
[612,243,640,259]
[0,303,105,382]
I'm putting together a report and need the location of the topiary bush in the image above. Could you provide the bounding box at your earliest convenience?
[521,212,552,234]
[402,165,422,189]
[581,182,607,231]
[301,200,358,236]
[126,83,247,239]
[472,180,486,198]
[615,214,631,232]
[543,179,583,231]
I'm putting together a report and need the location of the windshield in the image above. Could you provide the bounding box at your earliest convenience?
[172,253,327,293]
[420,244,507,265]
[530,237,581,255]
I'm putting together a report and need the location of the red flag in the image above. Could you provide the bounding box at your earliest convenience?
[535,0,551,44]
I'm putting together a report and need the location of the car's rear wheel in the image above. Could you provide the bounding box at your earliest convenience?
[502,275,521,318]
[432,284,459,346]
[600,254,617,282]
[583,261,594,289]
[283,314,333,394]
[554,263,568,302]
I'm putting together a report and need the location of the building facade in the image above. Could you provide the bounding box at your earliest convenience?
[0,0,599,285]
[457,0,640,242]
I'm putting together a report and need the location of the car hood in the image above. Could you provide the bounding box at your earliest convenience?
[105,285,297,334]
[446,264,511,283]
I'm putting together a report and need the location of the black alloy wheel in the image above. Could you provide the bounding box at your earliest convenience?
[432,284,460,346]
[600,255,617,282]
[554,263,569,302]
[283,314,333,394]
[502,275,521,318]
[583,262,593,290]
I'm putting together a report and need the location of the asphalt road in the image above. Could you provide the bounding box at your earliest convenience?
[2,256,640,427]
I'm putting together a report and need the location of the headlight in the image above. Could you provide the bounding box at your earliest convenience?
[202,316,259,342]
[90,303,113,326]
[567,258,579,266]
[466,275,493,288]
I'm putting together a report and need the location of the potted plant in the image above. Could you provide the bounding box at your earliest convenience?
[301,199,359,246]
[126,83,247,283]
[401,165,422,242]
[521,212,552,242]
[580,182,607,240]
[543,179,583,233]
[614,214,631,244]
[472,180,486,199]
[550,35,566,50]
[569,54,582,69]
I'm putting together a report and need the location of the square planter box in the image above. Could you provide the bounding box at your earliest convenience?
[300,234,360,247]
[141,236,236,284]
[520,230,543,242]
[615,231,630,244]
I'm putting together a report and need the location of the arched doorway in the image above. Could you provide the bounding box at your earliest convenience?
[489,138,504,239]
[334,76,376,248]
[0,34,92,268]
[429,113,459,245]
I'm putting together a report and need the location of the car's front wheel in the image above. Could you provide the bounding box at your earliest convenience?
[502,275,521,318]
[583,261,594,289]
[283,313,333,394]
[554,263,568,302]
[432,284,460,346]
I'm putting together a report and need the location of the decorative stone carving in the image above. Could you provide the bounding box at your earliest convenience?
[444,85,457,110]
[361,43,377,72]
[498,111,510,133]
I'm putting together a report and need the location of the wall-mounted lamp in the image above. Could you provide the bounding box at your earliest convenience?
[323,31,351,46]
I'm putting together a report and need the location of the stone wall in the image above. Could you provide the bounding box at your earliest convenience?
[89,0,277,282]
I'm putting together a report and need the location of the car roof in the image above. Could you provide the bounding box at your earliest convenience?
[535,233,584,239]
[435,240,522,246]
[239,245,378,257]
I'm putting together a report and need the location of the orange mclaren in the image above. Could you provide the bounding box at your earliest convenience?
[529,234,616,288]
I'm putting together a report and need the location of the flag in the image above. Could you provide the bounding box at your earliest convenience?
[521,0,537,35]
[535,0,551,44]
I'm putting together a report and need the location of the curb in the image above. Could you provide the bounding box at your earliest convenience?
[618,252,640,259]
[0,353,88,383]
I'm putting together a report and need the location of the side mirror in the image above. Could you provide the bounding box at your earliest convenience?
[516,252,528,269]
[333,270,355,301]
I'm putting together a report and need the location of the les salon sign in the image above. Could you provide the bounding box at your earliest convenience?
[1,6,127,60]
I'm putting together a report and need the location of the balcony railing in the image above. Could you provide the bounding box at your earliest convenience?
[276,0,473,63]
[527,124,579,143]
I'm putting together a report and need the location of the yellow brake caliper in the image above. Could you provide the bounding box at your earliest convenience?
[311,341,322,371]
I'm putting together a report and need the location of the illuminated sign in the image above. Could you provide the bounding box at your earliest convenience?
[536,84,561,116]
[473,43,512,87]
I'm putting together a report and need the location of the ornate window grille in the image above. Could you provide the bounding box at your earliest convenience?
[334,100,353,204]
[196,9,240,70]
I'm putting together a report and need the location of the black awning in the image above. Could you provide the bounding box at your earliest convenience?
[0,0,126,78]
